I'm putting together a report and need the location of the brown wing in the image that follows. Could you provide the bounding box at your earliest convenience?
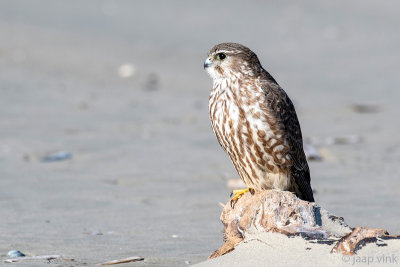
[261,79,314,202]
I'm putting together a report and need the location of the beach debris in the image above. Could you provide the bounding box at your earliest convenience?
[97,256,144,265]
[4,254,62,263]
[41,151,72,162]
[7,250,25,258]
[78,101,89,110]
[304,144,322,161]
[332,227,399,255]
[91,230,104,235]
[83,229,103,235]
[209,190,400,259]
[118,63,136,78]
[211,190,346,258]
[22,153,31,162]
[171,234,179,238]
[325,135,362,145]
[351,103,380,114]
[185,260,190,265]
[144,73,159,91]
[307,135,362,146]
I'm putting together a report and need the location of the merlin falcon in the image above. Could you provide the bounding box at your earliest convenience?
[204,43,314,203]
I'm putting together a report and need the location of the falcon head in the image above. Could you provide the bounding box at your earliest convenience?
[204,43,264,80]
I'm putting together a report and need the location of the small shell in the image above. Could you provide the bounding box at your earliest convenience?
[118,64,136,78]
[7,250,25,258]
[304,144,322,161]
[42,151,72,162]
[98,256,144,265]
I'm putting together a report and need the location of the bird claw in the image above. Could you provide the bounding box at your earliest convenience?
[230,188,254,208]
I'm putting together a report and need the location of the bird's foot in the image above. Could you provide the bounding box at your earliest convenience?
[230,188,255,207]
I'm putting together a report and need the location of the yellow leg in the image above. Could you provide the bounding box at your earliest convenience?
[230,188,255,207]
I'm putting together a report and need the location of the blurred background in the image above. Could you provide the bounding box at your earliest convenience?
[0,1,399,266]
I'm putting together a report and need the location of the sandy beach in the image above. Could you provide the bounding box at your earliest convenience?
[1,1,400,266]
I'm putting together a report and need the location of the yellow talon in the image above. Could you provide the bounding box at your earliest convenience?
[230,188,254,207]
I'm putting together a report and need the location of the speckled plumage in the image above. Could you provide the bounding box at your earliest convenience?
[204,43,314,202]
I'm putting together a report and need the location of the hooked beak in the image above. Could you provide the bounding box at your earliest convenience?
[203,57,212,69]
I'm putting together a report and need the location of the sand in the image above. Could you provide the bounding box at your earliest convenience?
[0,1,399,266]
[195,232,400,267]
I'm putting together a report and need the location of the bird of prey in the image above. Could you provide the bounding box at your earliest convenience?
[204,43,314,204]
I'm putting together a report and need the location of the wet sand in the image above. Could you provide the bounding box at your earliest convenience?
[0,1,400,266]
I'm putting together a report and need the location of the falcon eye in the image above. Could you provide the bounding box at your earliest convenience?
[216,53,226,60]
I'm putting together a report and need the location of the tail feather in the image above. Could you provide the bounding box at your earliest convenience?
[292,168,314,202]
